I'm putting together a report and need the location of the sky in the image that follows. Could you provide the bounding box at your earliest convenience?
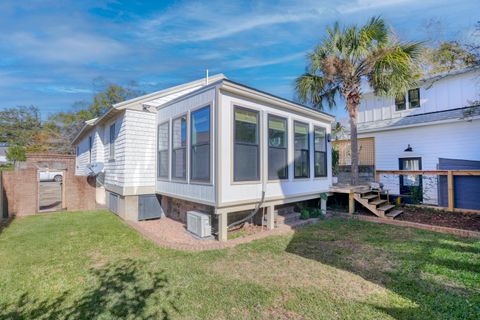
[0,0,479,120]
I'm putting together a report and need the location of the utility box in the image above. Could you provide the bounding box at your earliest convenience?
[186,211,212,238]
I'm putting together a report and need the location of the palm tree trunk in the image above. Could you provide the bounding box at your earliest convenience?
[347,102,359,185]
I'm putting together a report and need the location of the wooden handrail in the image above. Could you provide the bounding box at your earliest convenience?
[375,170,480,176]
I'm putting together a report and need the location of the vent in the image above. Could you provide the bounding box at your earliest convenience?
[186,211,212,238]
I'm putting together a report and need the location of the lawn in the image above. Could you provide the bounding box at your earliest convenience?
[0,211,479,319]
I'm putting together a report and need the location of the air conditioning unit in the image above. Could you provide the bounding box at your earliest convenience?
[187,211,212,238]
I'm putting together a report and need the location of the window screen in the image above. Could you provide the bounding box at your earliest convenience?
[395,94,406,111]
[157,122,169,178]
[314,126,327,177]
[191,106,210,182]
[268,115,288,180]
[172,115,187,180]
[109,123,116,160]
[234,107,259,181]
[408,88,420,108]
[294,121,309,178]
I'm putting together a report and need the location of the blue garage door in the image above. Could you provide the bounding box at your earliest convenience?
[438,158,480,210]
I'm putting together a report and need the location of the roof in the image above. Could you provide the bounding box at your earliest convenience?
[355,105,480,133]
[72,74,226,144]
[220,79,334,120]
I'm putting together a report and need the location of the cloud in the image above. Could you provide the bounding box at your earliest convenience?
[230,52,306,70]
[2,31,128,64]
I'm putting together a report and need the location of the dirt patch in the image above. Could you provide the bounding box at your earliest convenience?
[397,206,480,231]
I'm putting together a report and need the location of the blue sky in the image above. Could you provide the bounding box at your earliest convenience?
[0,0,479,120]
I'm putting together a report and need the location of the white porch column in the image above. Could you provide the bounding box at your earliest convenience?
[265,206,275,230]
[320,198,327,215]
[218,212,228,242]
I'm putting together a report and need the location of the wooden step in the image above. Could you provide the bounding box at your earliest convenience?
[370,199,387,206]
[362,194,378,200]
[378,204,395,212]
[386,210,403,219]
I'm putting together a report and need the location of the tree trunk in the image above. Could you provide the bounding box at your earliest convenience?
[347,102,359,185]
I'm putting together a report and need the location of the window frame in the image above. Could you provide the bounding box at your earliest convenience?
[233,105,260,182]
[171,114,188,181]
[190,105,211,183]
[395,94,407,111]
[313,126,327,178]
[157,121,170,179]
[109,123,116,161]
[267,114,288,181]
[293,120,310,179]
[408,88,420,109]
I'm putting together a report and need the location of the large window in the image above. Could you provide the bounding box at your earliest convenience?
[172,115,187,180]
[157,122,169,178]
[109,123,116,160]
[294,121,310,178]
[395,94,406,111]
[234,107,259,181]
[191,106,211,182]
[268,115,288,180]
[408,88,420,108]
[314,126,327,177]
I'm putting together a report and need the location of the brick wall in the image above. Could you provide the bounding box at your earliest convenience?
[160,195,214,222]
[1,154,96,217]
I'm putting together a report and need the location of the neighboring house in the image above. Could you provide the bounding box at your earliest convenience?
[0,143,8,164]
[73,74,335,241]
[340,66,480,206]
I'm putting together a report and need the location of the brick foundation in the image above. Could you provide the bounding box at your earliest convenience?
[160,195,214,222]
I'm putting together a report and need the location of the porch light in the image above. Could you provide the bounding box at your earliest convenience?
[404,144,413,152]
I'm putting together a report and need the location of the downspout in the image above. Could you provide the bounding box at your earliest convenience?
[227,110,267,229]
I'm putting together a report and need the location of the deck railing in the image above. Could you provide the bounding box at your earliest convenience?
[375,170,480,213]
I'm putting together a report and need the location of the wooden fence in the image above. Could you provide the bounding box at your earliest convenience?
[375,170,480,213]
[332,138,375,166]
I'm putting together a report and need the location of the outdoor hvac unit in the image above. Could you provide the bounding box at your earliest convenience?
[186,211,212,238]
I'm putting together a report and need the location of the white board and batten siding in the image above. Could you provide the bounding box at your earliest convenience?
[155,87,217,205]
[219,91,332,205]
[360,120,480,205]
[359,69,480,124]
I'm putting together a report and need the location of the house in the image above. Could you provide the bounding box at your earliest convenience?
[339,66,480,207]
[73,74,335,241]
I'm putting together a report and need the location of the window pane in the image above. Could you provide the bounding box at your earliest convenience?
[408,88,420,108]
[192,106,210,145]
[173,116,187,148]
[314,127,326,152]
[172,148,186,179]
[191,145,210,181]
[314,152,327,177]
[268,116,286,148]
[294,150,309,178]
[158,123,169,150]
[235,108,258,144]
[294,122,309,150]
[395,94,406,111]
[158,150,168,177]
[268,148,287,179]
[234,144,259,181]
[109,124,115,159]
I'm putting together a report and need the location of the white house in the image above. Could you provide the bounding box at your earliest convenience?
[351,66,480,206]
[73,74,335,241]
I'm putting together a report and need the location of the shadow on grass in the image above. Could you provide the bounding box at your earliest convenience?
[0,259,180,319]
[285,218,480,319]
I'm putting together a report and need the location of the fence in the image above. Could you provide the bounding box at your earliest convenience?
[375,170,480,213]
[332,137,375,166]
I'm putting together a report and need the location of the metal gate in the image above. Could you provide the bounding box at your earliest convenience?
[138,194,164,221]
[109,192,119,214]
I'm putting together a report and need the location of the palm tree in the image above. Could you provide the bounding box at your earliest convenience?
[296,17,422,185]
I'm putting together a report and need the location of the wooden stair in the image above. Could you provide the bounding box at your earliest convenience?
[353,190,403,219]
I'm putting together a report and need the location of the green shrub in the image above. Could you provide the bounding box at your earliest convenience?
[300,209,310,220]
[310,208,321,218]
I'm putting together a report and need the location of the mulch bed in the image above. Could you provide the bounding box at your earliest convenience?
[397,206,480,231]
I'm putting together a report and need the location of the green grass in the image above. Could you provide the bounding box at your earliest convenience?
[0,211,479,319]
